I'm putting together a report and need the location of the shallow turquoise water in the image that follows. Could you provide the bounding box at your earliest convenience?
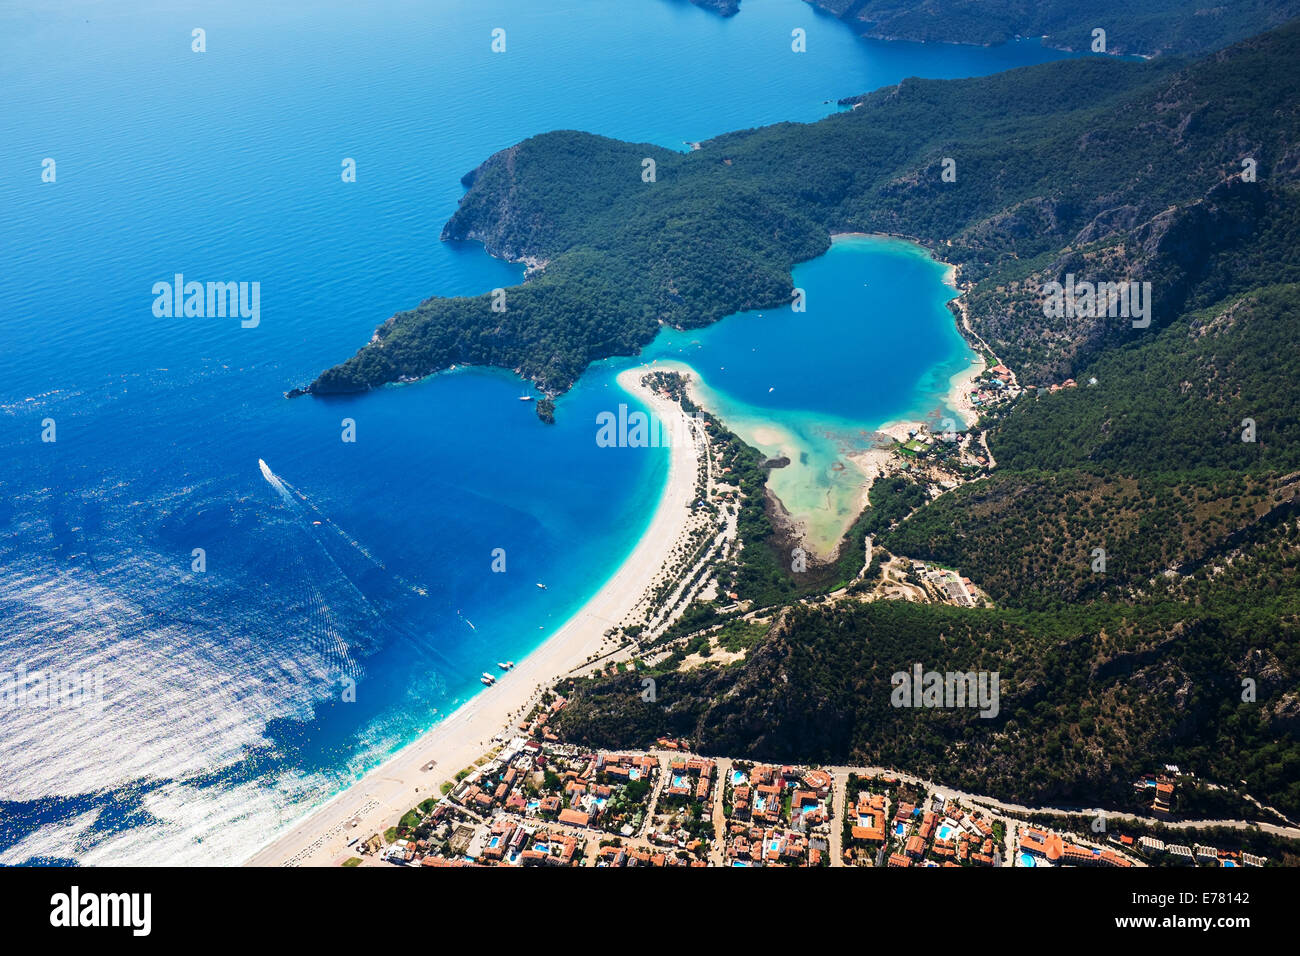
[645,235,974,551]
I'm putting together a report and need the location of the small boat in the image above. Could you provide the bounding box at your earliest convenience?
[536,582,547,590]
[518,395,533,402]
[480,676,495,686]
[497,661,514,671]
[481,672,496,684]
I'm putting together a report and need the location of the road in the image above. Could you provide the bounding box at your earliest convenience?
[828,770,849,867]
[710,758,731,867]
[820,764,1300,843]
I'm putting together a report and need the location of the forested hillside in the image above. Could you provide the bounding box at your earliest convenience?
[804,0,1300,56]
[554,554,1300,816]
[305,23,1300,400]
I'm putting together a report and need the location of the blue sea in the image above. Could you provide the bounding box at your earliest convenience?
[0,0,1085,864]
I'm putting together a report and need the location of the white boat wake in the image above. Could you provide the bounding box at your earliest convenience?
[259,459,427,598]
[259,458,293,503]
[256,459,460,682]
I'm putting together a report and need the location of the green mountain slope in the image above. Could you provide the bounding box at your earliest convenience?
[806,0,1300,56]
[305,22,1300,402]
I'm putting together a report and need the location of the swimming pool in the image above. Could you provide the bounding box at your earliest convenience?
[937,824,955,841]
[1019,853,1036,868]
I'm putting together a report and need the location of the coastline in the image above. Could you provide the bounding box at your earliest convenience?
[243,367,702,867]
[803,233,987,543]
[646,230,987,560]
[945,350,986,428]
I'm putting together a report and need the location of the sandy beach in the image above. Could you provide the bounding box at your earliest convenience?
[945,350,987,428]
[849,346,985,502]
[243,368,702,866]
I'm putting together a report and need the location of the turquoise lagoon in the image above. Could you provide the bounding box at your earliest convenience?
[643,236,976,554]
